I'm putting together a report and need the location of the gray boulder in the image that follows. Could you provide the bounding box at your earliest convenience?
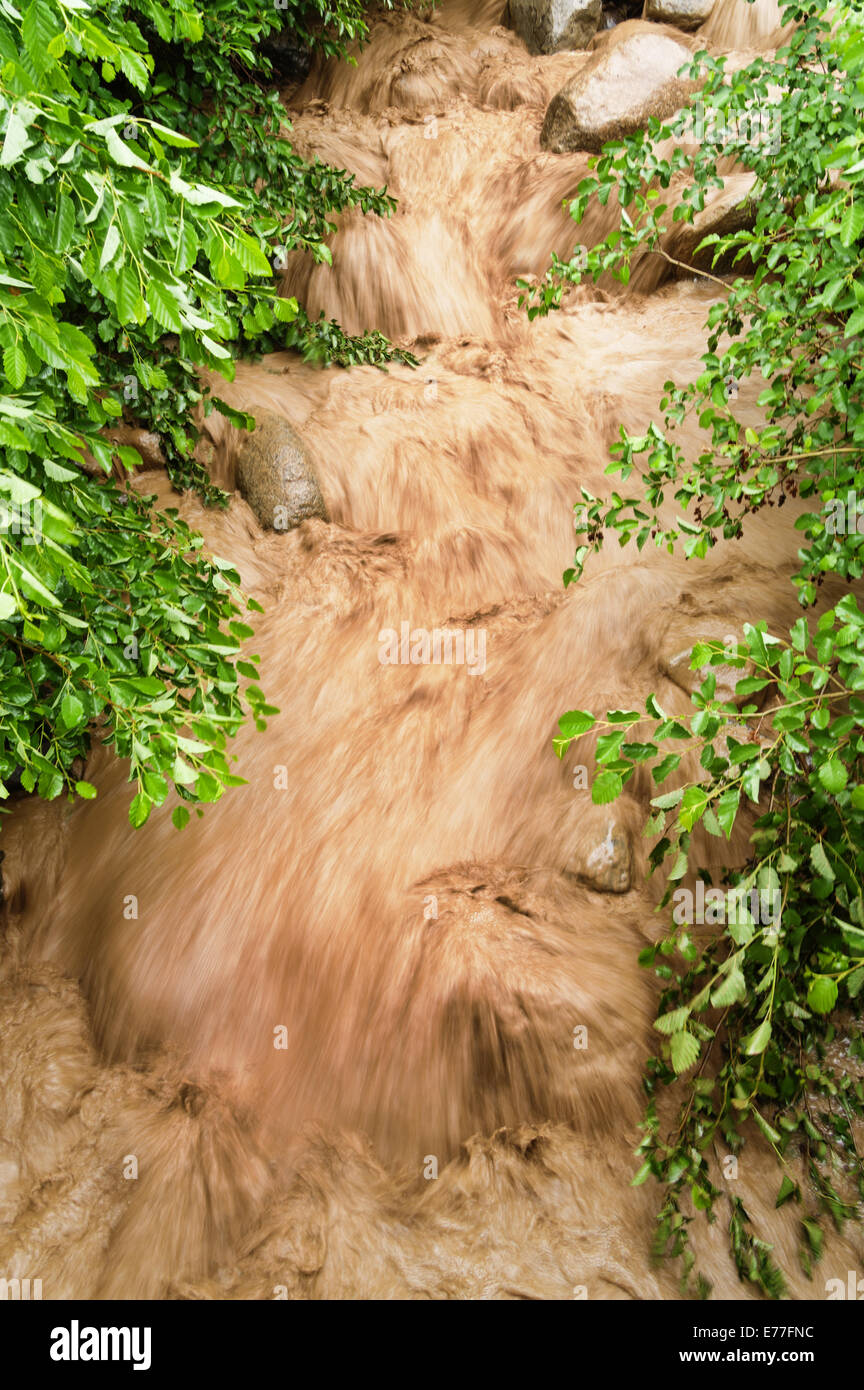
[566,816,633,893]
[643,0,715,30]
[235,410,328,531]
[508,0,603,54]
[541,29,697,153]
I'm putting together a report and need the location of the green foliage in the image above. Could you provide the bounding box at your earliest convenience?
[0,0,413,825]
[536,1,864,1293]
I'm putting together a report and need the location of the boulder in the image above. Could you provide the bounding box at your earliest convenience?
[566,815,633,893]
[259,28,312,85]
[105,424,165,471]
[235,410,328,531]
[643,0,715,29]
[541,29,697,153]
[666,173,757,274]
[590,16,700,49]
[659,619,763,708]
[508,0,603,54]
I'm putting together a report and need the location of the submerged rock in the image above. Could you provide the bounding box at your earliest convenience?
[644,0,715,29]
[508,0,603,54]
[659,619,763,708]
[235,411,328,531]
[566,816,633,893]
[541,30,696,152]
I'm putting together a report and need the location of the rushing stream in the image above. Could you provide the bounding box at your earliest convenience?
[1,0,862,1299]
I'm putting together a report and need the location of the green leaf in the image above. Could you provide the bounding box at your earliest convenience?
[655,1006,691,1035]
[775,1176,798,1208]
[115,265,145,324]
[61,692,85,727]
[99,222,121,271]
[840,200,864,248]
[104,127,150,171]
[807,976,838,1014]
[810,841,835,882]
[129,792,152,828]
[150,122,197,148]
[558,709,595,739]
[3,344,27,390]
[670,1030,700,1073]
[51,193,76,254]
[147,279,183,333]
[742,1019,771,1055]
[591,769,623,804]
[1,108,33,167]
[818,759,848,795]
[716,785,740,839]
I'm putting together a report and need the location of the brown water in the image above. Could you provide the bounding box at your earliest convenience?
[2,0,862,1300]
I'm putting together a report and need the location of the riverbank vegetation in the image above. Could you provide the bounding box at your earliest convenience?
[539,0,864,1295]
[0,0,407,827]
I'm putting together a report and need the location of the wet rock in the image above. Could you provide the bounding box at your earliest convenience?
[601,1,639,24]
[666,173,757,273]
[259,28,313,86]
[105,424,165,471]
[590,15,698,49]
[235,410,328,532]
[643,0,715,29]
[566,817,632,893]
[659,620,763,708]
[508,0,603,54]
[541,30,697,153]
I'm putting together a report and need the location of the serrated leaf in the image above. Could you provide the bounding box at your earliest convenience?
[51,193,75,253]
[818,758,848,795]
[591,768,622,804]
[129,792,152,828]
[115,265,146,325]
[99,222,121,271]
[104,126,150,170]
[3,343,26,390]
[655,1006,691,1035]
[670,1030,700,1073]
[807,976,838,1014]
[1,108,32,167]
[810,841,835,882]
[558,709,595,739]
[840,200,864,248]
[61,692,84,727]
[742,1019,771,1055]
[147,279,183,333]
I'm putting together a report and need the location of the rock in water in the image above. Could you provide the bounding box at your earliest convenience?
[566,816,633,893]
[644,0,715,30]
[235,411,328,531]
[259,29,312,85]
[508,0,603,54]
[666,173,757,273]
[541,30,696,152]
